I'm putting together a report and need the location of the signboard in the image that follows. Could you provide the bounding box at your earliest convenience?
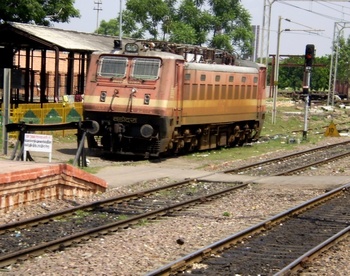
[324,122,340,137]
[23,133,53,162]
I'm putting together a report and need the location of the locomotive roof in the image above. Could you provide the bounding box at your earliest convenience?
[97,50,261,73]
[109,48,185,60]
[96,41,264,71]
[184,62,260,73]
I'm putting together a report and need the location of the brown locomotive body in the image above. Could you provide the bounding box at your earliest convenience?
[83,41,266,157]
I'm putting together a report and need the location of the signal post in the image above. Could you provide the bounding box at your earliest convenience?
[302,44,315,140]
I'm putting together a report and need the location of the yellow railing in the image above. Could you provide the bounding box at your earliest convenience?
[1,102,83,137]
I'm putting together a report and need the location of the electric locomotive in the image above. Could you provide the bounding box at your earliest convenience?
[83,41,266,157]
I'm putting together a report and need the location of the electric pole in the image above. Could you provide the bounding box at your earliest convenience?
[94,1,102,30]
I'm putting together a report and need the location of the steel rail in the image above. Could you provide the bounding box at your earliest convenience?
[0,178,211,233]
[145,182,350,276]
[223,140,350,174]
[0,182,248,268]
[275,226,350,275]
[275,150,350,176]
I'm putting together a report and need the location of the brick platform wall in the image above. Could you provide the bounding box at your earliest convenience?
[0,162,107,213]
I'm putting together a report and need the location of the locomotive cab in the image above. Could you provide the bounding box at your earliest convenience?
[83,42,184,157]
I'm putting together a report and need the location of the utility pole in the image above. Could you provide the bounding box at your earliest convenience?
[94,1,102,30]
[271,16,321,125]
[119,0,123,41]
[302,44,315,140]
[260,0,350,66]
[272,16,291,124]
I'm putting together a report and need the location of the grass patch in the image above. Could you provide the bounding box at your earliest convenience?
[73,209,90,218]
[118,214,129,220]
[223,211,231,217]
[186,139,297,166]
[137,218,148,226]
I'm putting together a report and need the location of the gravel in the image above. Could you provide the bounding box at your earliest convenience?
[1,137,350,275]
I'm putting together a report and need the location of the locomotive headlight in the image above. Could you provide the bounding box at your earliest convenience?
[144,94,150,105]
[140,124,154,138]
[87,120,100,135]
[100,91,107,102]
[125,43,139,53]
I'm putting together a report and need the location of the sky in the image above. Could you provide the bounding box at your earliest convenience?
[55,0,350,57]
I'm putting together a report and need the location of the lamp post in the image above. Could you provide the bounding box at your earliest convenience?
[272,16,323,124]
[272,16,290,124]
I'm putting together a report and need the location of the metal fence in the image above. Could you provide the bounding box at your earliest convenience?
[1,102,83,138]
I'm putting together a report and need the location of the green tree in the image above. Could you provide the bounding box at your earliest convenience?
[168,22,197,44]
[122,10,145,38]
[207,0,253,55]
[0,0,80,26]
[125,0,174,40]
[122,0,253,56]
[175,0,213,45]
[276,56,330,91]
[96,11,144,38]
[97,19,120,36]
[278,57,304,91]
[311,55,330,91]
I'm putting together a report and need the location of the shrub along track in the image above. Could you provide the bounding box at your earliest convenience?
[0,179,246,268]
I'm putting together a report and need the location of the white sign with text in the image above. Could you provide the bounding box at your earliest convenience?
[24,133,53,162]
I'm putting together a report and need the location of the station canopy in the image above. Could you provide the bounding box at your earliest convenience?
[0,22,123,103]
[0,21,119,53]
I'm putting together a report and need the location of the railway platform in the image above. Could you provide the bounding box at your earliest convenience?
[0,160,107,212]
[94,164,350,190]
[1,157,349,213]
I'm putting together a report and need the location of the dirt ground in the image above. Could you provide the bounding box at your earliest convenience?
[1,136,350,276]
[3,135,349,191]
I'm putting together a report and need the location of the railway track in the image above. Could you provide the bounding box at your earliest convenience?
[224,140,350,176]
[0,179,246,268]
[2,140,350,272]
[146,183,350,275]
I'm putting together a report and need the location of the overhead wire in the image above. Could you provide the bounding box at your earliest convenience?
[278,1,350,22]
[314,0,350,20]
[315,0,350,12]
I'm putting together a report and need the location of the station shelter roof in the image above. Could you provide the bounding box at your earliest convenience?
[0,22,125,102]
[0,21,119,53]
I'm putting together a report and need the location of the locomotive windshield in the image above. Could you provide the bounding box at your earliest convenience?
[97,56,161,81]
[131,58,160,81]
[98,56,128,78]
